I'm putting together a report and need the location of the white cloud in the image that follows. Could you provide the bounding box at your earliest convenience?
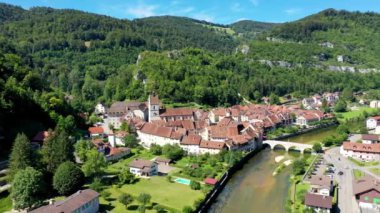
[250,0,259,7]
[127,4,158,18]
[284,8,302,15]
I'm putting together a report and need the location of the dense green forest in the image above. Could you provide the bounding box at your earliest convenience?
[1,3,380,150]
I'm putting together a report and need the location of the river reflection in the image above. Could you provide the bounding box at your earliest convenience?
[209,148,305,213]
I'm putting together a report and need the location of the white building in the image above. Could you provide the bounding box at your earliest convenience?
[366,116,380,129]
[340,142,380,162]
[128,159,158,176]
[108,131,128,147]
[136,123,184,147]
[148,95,160,122]
[94,103,106,115]
[369,100,380,109]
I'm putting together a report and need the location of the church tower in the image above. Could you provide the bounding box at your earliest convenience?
[148,94,160,122]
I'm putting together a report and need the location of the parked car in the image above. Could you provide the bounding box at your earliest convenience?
[338,171,344,175]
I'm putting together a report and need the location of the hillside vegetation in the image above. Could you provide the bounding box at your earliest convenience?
[1,3,380,149]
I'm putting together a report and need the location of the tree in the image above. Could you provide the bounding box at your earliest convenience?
[120,121,131,133]
[124,134,139,148]
[269,93,280,105]
[150,144,162,155]
[137,193,151,206]
[119,193,134,209]
[56,115,76,134]
[190,181,201,190]
[89,177,103,192]
[42,130,74,173]
[342,87,354,102]
[312,142,322,153]
[118,169,135,184]
[138,205,146,213]
[162,144,184,161]
[11,167,44,210]
[82,149,107,177]
[182,206,193,213]
[53,161,84,195]
[334,100,347,112]
[292,159,306,175]
[75,139,95,162]
[9,133,35,180]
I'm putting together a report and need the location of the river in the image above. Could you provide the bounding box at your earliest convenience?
[208,126,337,213]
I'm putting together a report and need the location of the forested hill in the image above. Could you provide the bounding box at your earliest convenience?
[230,20,278,38]
[264,9,380,68]
[1,3,380,151]
[0,4,238,54]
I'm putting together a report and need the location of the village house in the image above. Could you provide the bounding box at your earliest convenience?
[160,108,195,121]
[107,130,128,147]
[340,141,380,161]
[30,189,99,213]
[125,101,148,121]
[308,175,333,196]
[323,92,339,104]
[180,134,202,155]
[304,193,333,213]
[295,111,323,128]
[366,116,380,130]
[105,147,130,162]
[136,122,185,147]
[361,134,380,144]
[94,103,106,115]
[154,157,171,165]
[199,140,226,154]
[369,100,380,109]
[353,175,380,211]
[128,159,158,176]
[88,126,105,138]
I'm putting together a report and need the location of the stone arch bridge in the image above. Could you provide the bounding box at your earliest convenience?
[263,140,313,154]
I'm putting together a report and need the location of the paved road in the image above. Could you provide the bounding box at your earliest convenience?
[325,147,360,213]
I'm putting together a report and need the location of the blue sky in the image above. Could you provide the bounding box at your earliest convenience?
[2,0,380,24]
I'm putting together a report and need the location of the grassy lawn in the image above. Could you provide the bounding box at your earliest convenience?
[335,107,378,122]
[0,191,12,212]
[353,169,365,180]
[348,157,380,167]
[369,168,380,175]
[100,176,204,212]
[293,182,310,212]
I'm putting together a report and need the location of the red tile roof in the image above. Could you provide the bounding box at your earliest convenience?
[30,189,99,213]
[160,108,194,117]
[108,147,130,156]
[128,159,156,169]
[200,140,225,150]
[204,178,218,185]
[304,193,332,209]
[342,142,380,153]
[181,135,202,145]
[88,126,104,134]
[353,175,380,195]
[362,134,380,141]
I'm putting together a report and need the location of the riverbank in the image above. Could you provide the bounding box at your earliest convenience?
[207,149,300,213]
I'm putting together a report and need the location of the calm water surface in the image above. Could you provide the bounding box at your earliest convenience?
[209,126,337,213]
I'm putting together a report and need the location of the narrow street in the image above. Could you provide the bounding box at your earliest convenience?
[325,147,360,213]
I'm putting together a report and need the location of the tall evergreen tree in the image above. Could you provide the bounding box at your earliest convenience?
[9,133,34,180]
[42,130,74,173]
